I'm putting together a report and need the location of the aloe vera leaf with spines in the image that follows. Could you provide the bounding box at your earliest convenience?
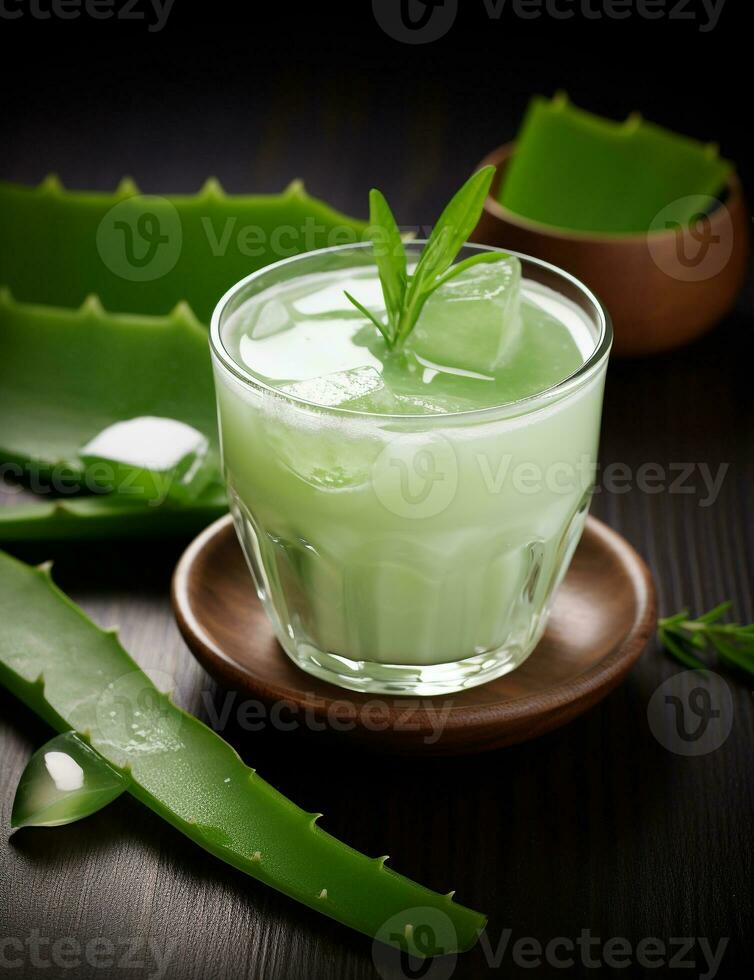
[11,731,126,828]
[0,289,218,482]
[499,94,733,234]
[0,488,227,542]
[0,551,486,955]
[0,177,367,322]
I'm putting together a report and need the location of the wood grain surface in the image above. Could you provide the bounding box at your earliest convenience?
[1,16,753,978]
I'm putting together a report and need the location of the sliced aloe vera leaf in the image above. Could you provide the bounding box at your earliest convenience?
[0,488,227,542]
[0,177,367,322]
[500,94,733,234]
[0,552,486,955]
[0,290,218,482]
[78,417,214,505]
[11,731,125,829]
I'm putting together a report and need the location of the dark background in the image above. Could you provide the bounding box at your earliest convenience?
[1,2,753,979]
[2,1,752,215]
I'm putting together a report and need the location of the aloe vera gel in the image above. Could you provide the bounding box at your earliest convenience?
[211,240,611,695]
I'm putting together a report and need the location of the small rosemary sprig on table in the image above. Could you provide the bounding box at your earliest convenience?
[658,602,754,676]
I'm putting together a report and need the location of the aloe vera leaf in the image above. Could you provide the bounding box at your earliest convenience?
[0,289,218,481]
[0,551,486,955]
[0,177,367,322]
[11,731,125,828]
[500,94,733,234]
[78,417,215,505]
[0,488,227,542]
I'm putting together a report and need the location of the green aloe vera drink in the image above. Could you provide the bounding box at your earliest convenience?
[211,243,611,695]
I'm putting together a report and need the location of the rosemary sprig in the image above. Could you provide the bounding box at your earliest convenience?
[346,166,501,350]
[658,602,754,676]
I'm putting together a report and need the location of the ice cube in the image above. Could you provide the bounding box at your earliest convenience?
[407,256,522,375]
[292,275,385,317]
[79,416,214,504]
[249,298,292,339]
[267,368,395,491]
[229,295,293,342]
[280,366,396,413]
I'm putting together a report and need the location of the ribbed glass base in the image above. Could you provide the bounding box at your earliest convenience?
[279,636,541,696]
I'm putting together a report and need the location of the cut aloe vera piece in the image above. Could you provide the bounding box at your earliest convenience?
[0,177,367,322]
[407,255,521,374]
[0,551,485,955]
[500,94,733,234]
[11,731,125,829]
[79,416,213,504]
[0,290,218,482]
[0,488,227,542]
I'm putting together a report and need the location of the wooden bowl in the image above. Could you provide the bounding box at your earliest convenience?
[473,143,750,357]
[172,514,656,756]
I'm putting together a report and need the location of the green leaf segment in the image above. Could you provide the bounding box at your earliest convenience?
[658,603,754,676]
[0,550,486,956]
[346,167,501,349]
[12,731,125,829]
[0,176,368,542]
[0,176,368,322]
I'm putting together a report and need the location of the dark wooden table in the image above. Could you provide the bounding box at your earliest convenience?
[1,11,753,978]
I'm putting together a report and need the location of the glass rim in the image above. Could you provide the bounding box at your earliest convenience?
[209,241,613,422]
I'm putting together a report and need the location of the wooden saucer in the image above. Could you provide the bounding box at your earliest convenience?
[172,515,656,755]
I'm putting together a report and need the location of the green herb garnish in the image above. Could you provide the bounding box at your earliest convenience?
[346,166,499,349]
[658,603,754,676]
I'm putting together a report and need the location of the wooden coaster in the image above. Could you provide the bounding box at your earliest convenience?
[172,515,656,755]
